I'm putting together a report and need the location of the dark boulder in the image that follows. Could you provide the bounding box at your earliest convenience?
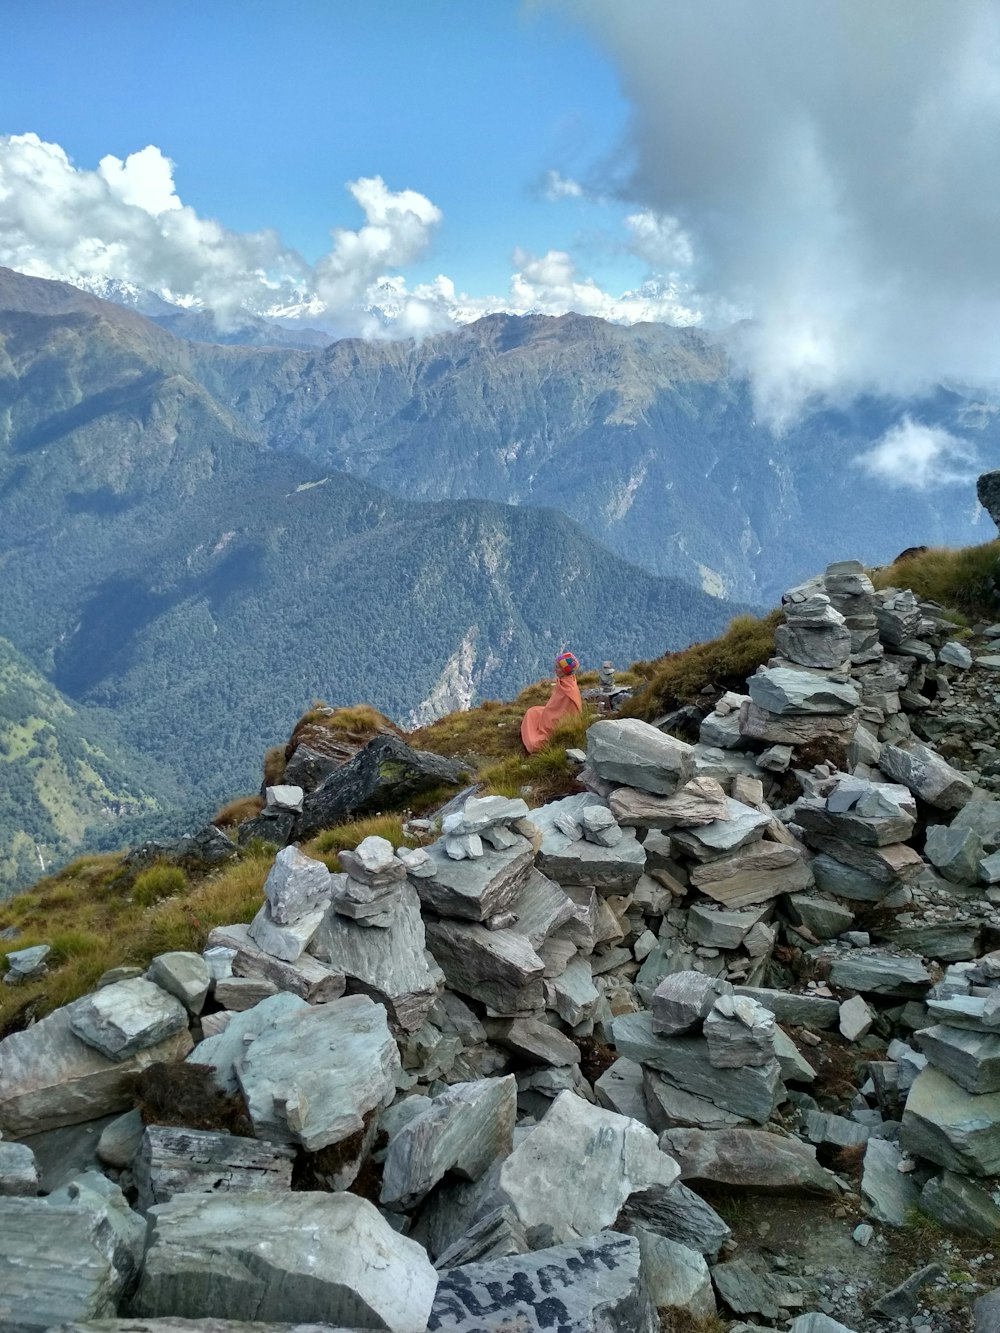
[295,734,470,839]
[978,471,1000,535]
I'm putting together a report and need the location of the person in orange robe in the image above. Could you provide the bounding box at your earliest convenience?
[521,651,583,754]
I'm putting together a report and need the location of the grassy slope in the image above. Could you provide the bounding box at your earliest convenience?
[2,538,996,1031]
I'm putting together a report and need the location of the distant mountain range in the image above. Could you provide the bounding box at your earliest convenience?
[0,267,746,886]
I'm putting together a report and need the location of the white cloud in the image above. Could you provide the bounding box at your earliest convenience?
[544,169,585,200]
[857,417,979,489]
[559,0,1000,420]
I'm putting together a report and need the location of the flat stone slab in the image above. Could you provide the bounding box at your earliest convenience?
[261,846,332,923]
[146,953,211,1015]
[920,1169,1000,1238]
[192,992,306,1094]
[902,1065,1000,1175]
[632,1229,716,1322]
[747,668,860,715]
[0,1004,192,1137]
[412,838,535,921]
[611,1012,783,1123]
[733,987,840,1029]
[497,1090,679,1243]
[133,1191,438,1331]
[661,1127,837,1196]
[918,1024,1000,1095]
[206,924,346,1004]
[688,843,811,909]
[535,821,646,893]
[134,1126,295,1212]
[828,951,932,998]
[609,778,728,830]
[643,1069,748,1133]
[236,995,401,1151]
[427,1231,657,1332]
[69,979,189,1062]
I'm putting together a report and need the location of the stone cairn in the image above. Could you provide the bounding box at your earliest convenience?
[2,558,1000,1330]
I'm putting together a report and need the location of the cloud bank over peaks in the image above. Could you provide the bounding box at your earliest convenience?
[0,132,704,338]
[562,0,1000,422]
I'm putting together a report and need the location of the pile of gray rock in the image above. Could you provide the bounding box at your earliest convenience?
[4,553,1000,1331]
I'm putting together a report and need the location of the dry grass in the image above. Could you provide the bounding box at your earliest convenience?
[624,611,782,721]
[212,794,264,829]
[262,744,287,786]
[288,703,401,752]
[871,540,1000,620]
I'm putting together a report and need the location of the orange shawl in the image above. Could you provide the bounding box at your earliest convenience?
[520,674,583,754]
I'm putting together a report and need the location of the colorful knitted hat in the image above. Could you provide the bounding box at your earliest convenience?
[555,651,579,676]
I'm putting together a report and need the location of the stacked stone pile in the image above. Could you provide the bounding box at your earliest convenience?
[5,554,1000,1329]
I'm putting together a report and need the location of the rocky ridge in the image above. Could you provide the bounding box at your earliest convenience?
[2,554,1000,1329]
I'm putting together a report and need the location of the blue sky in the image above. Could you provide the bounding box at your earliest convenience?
[2,0,638,295]
[3,0,1000,446]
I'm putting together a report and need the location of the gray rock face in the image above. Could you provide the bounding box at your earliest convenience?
[412,838,534,921]
[586,718,695,795]
[688,902,771,950]
[839,994,875,1041]
[795,797,915,847]
[652,971,731,1036]
[236,995,401,1151]
[134,1126,296,1212]
[902,1065,1000,1175]
[860,1138,920,1226]
[146,952,211,1014]
[0,1184,142,1332]
[497,1090,679,1244]
[247,899,329,962]
[96,1109,144,1169]
[920,1169,1000,1237]
[309,884,439,1032]
[427,1231,657,1332]
[918,1024,1000,1094]
[879,739,975,810]
[3,944,50,983]
[787,894,855,940]
[739,700,860,745]
[828,951,932,998]
[811,853,892,901]
[747,668,860,715]
[0,1141,39,1196]
[633,1228,716,1321]
[134,1191,439,1331]
[688,842,812,909]
[610,777,729,830]
[704,995,775,1068]
[671,798,771,860]
[661,1127,837,1196]
[68,979,189,1062]
[193,992,306,1093]
[734,986,840,1029]
[206,924,346,1004]
[621,1180,731,1258]
[261,846,333,924]
[0,1003,192,1136]
[425,917,544,1013]
[925,823,984,884]
[978,470,1000,532]
[381,1076,516,1210]
[643,1069,748,1132]
[612,1012,783,1123]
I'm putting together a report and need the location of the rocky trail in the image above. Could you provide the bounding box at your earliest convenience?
[3,551,1000,1332]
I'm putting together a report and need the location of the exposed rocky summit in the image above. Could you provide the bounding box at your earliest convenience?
[5,544,1000,1331]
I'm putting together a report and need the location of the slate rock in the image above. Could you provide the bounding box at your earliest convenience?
[0,1140,39,1195]
[610,777,729,830]
[688,842,812,909]
[496,1090,679,1244]
[236,994,401,1151]
[134,1125,296,1212]
[296,733,468,839]
[612,1012,784,1123]
[620,1179,732,1258]
[652,970,730,1037]
[918,1024,1000,1094]
[633,1228,716,1321]
[787,895,855,941]
[733,986,839,1029]
[747,668,860,715]
[134,1190,438,1331]
[828,951,932,998]
[879,739,975,810]
[662,1127,836,1196]
[861,1138,919,1226]
[309,883,440,1032]
[839,994,875,1041]
[710,1258,794,1320]
[428,1231,657,1332]
[425,918,544,1014]
[0,1003,192,1136]
[925,823,984,884]
[412,838,534,921]
[643,1069,749,1132]
[920,1169,1000,1237]
[69,979,189,1062]
[901,1065,1000,1175]
[195,992,310,1097]
[146,952,211,1015]
[96,1109,145,1169]
[206,923,346,1003]
[586,718,695,795]
[247,899,328,963]
[381,1076,516,1210]
[704,995,776,1068]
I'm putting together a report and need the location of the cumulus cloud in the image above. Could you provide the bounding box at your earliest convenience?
[0,133,442,328]
[857,417,980,489]
[544,169,585,200]
[559,0,1000,420]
